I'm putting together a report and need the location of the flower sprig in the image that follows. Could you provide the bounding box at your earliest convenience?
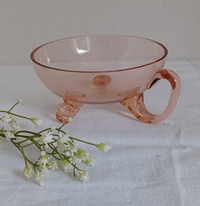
[0,100,111,185]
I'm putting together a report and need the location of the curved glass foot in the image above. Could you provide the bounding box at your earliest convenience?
[56,101,83,123]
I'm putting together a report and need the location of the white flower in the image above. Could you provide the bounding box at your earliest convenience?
[84,156,95,166]
[57,143,67,154]
[65,151,71,156]
[75,149,88,161]
[51,126,56,132]
[59,134,69,143]
[67,141,78,154]
[24,167,35,179]
[36,165,51,185]
[1,114,12,126]
[63,164,73,173]
[35,171,45,186]
[96,143,112,152]
[56,134,69,154]
[4,131,15,140]
[79,171,89,182]
[30,117,42,127]
[58,132,62,137]
[71,156,82,164]
[39,166,49,176]
[18,99,23,103]
[61,159,73,173]
[46,161,58,170]
[39,131,53,145]
[40,150,46,156]
[10,119,20,132]
[40,152,50,165]
[68,117,73,122]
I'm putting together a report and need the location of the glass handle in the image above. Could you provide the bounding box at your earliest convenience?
[121,69,181,123]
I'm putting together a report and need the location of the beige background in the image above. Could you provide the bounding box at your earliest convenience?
[0,0,199,64]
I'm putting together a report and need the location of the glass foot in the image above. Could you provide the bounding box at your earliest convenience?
[56,101,83,123]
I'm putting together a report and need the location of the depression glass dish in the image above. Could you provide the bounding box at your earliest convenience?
[31,35,181,123]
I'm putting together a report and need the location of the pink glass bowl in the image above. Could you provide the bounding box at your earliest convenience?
[30,35,181,123]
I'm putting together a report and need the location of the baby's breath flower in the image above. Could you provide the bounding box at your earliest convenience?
[40,152,50,165]
[18,99,23,103]
[58,132,62,137]
[68,117,73,122]
[40,150,46,156]
[30,117,42,127]
[1,114,12,126]
[46,161,58,170]
[59,134,69,143]
[50,126,56,132]
[10,119,20,132]
[84,156,95,166]
[39,131,53,145]
[79,170,89,182]
[71,156,82,164]
[0,101,112,185]
[61,159,73,173]
[35,171,45,186]
[96,143,112,152]
[24,167,35,179]
[56,134,69,154]
[4,131,15,140]
[65,151,71,156]
[67,141,78,154]
[39,165,49,175]
[75,149,88,161]
[57,142,67,154]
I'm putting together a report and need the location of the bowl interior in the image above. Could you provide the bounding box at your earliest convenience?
[32,35,167,73]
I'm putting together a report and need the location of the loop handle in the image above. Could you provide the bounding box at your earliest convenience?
[121,69,181,123]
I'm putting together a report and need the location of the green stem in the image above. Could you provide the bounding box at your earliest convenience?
[15,130,40,136]
[30,138,42,151]
[15,134,33,138]
[33,160,39,173]
[22,142,34,148]
[8,102,19,113]
[38,128,51,134]
[10,139,28,167]
[0,111,32,121]
[48,143,56,151]
[15,136,35,144]
[46,143,60,160]
[13,133,41,146]
[69,136,96,147]
[73,167,76,177]
[51,154,60,160]
[26,157,39,166]
[61,153,82,172]
[57,123,68,132]
[11,139,39,167]
[56,129,66,135]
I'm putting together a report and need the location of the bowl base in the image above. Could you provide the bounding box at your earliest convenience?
[56,101,83,123]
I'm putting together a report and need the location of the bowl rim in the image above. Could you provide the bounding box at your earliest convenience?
[30,34,168,73]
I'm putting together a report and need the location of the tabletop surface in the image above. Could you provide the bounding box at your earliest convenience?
[0,61,200,206]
